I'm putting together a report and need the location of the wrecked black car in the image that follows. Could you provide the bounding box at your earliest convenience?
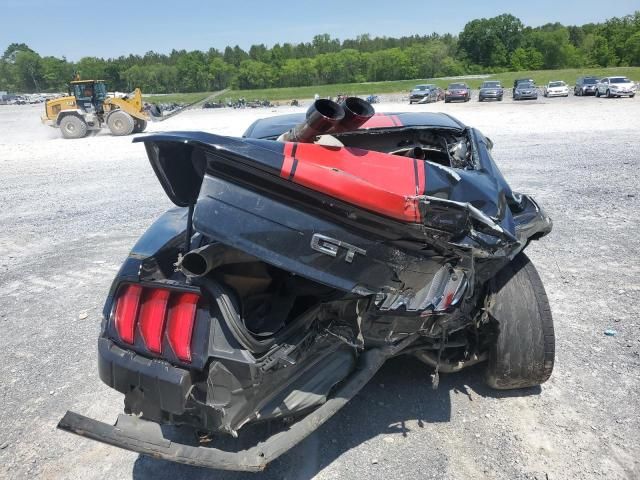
[58,97,554,471]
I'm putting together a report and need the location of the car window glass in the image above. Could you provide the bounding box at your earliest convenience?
[610,77,629,84]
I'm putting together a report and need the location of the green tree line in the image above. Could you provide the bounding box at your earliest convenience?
[2,12,639,93]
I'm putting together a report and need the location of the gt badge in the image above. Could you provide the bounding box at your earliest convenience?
[310,234,366,263]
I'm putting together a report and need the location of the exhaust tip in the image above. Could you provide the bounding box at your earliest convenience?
[312,99,345,121]
[180,252,208,277]
[343,97,375,118]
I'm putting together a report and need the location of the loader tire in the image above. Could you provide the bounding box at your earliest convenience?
[107,111,135,136]
[484,253,555,390]
[59,115,88,139]
[133,119,147,133]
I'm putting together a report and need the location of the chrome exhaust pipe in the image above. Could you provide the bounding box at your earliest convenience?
[176,244,257,278]
[280,99,345,143]
[331,96,375,133]
[279,97,375,143]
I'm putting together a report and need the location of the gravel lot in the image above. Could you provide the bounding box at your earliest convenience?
[1,94,639,480]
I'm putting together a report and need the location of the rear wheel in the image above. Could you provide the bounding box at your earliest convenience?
[484,253,555,390]
[59,115,87,139]
[133,118,147,133]
[107,111,135,136]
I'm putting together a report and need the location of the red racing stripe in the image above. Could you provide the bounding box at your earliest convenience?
[280,142,295,178]
[283,142,422,222]
[360,114,397,129]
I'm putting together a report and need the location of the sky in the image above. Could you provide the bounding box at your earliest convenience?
[1,0,639,60]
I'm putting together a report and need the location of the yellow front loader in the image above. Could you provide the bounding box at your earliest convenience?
[42,80,158,139]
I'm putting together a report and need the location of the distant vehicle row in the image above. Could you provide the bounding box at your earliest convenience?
[409,76,636,104]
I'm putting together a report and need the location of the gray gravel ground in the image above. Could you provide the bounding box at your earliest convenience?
[0,95,639,480]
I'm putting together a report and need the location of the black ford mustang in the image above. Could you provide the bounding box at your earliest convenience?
[58,98,554,471]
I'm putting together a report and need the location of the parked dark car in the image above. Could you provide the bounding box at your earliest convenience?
[445,83,471,102]
[513,78,534,95]
[574,76,599,96]
[479,81,504,102]
[409,84,438,104]
[513,82,538,100]
[58,98,554,472]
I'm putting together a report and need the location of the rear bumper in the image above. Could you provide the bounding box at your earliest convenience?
[58,345,401,471]
[98,337,192,415]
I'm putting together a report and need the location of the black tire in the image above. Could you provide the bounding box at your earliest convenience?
[444,99,450,103]
[59,115,88,139]
[133,118,147,133]
[484,253,555,390]
[498,96,503,101]
[107,111,135,136]
[606,89,611,98]
[631,94,635,98]
[409,100,413,105]
[595,89,600,97]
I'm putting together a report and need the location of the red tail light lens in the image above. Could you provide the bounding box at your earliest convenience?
[114,284,143,344]
[138,288,170,353]
[112,285,200,363]
[167,293,200,362]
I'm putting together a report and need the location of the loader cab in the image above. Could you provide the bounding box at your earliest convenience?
[69,80,107,113]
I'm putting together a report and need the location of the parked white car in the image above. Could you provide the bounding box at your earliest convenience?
[595,77,636,98]
[543,81,569,97]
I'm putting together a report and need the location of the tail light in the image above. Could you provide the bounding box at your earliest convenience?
[138,288,170,353]
[167,293,199,362]
[113,285,143,344]
[112,285,200,363]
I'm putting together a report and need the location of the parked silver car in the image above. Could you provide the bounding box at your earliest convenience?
[409,84,438,104]
[513,82,538,101]
[595,77,636,98]
[478,81,504,102]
